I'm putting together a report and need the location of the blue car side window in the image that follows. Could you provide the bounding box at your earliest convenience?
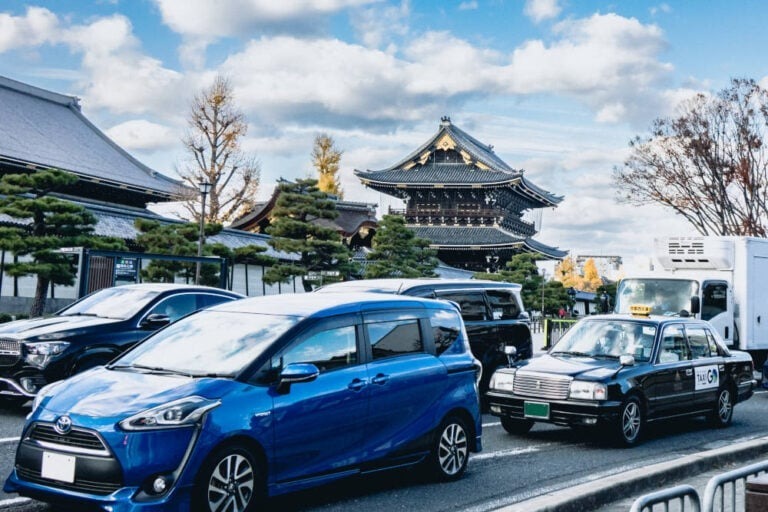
[367,319,423,360]
[280,325,358,373]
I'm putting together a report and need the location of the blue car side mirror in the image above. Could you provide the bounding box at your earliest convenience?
[277,363,320,394]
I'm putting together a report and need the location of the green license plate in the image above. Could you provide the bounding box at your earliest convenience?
[524,401,550,419]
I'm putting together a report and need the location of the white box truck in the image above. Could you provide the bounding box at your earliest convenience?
[614,236,768,369]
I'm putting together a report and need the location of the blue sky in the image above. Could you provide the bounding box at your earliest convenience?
[2,0,767,269]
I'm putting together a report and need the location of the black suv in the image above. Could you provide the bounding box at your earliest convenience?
[316,279,532,396]
[0,283,243,401]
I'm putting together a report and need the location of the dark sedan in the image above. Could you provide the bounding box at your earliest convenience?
[0,283,242,401]
[487,307,755,446]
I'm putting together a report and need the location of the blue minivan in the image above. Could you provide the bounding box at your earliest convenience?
[5,293,482,512]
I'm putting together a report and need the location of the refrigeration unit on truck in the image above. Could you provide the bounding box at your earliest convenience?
[613,236,768,369]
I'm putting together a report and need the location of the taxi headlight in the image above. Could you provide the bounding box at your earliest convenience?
[569,381,607,401]
[489,371,515,392]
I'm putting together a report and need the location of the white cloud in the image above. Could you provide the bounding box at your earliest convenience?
[459,1,478,11]
[153,0,379,38]
[106,119,178,151]
[350,1,410,49]
[524,0,561,23]
[0,7,59,52]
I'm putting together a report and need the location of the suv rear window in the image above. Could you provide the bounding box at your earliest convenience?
[486,289,521,319]
[438,292,487,321]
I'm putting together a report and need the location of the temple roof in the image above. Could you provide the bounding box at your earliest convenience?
[355,117,561,206]
[229,184,378,238]
[410,225,567,259]
[0,75,183,204]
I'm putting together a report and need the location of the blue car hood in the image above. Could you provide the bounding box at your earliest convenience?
[516,354,619,380]
[0,315,117,338]
[41,367,233,418]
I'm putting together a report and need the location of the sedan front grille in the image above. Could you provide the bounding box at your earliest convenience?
[0,338,21,367]
[514,372,572,400]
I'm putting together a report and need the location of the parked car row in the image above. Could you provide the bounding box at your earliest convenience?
[0,280,758,511]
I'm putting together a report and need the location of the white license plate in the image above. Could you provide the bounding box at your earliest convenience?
[41,451,76,483]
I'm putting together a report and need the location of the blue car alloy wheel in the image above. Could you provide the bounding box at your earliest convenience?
[194,445,263,512]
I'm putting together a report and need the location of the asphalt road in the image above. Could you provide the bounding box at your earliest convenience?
[0,390,765,511]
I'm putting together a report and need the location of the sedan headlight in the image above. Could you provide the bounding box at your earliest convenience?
[569,380,607,401]
[24,341,71,368]
[119,396,220,431]
[489,371,515,392]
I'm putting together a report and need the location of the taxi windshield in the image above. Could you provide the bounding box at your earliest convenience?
[550,319,657,362]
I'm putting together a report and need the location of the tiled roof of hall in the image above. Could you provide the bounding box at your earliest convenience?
[0,75,183,200]
[354,117,562,206]
[411,225,567,259]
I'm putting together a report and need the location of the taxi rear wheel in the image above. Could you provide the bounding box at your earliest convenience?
[194,445,264,512]
[614,397,643,447]
[500,416,534,435]
[709,387,733,428]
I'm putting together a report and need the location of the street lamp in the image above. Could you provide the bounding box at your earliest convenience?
[567,287,577,316]
[195,180,212,285]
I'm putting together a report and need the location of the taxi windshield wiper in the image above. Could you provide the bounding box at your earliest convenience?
[551,350,593,358]
[592,354,620,360]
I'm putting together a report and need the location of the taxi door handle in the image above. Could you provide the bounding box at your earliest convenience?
[347,378,367,391]
[685,369,693,376]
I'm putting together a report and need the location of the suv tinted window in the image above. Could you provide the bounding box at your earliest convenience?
[149,294,198,322]
[429,309,462,355]
[367,319,423,360]
[439,292,487,321]
[486,289,521,320]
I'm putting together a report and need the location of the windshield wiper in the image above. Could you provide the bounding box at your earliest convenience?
[591,354,620,360]
[551,350,594,358]
[126,364,195,378]
[62,312,99,317]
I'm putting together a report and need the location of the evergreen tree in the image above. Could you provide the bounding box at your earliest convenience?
[364,215,438,278]
[264,178,354,290]
[0,170,126,316]
[134,219,228,286]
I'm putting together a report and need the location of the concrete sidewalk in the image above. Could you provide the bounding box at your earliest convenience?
[496,435,768,512]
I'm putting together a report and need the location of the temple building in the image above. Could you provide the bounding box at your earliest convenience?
[355,117,566,271]
[230,181,379,251]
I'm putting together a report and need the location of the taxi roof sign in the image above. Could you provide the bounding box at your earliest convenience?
[630,305,652,317]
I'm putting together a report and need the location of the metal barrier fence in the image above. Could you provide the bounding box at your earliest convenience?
[543,318,578,348]
[630,485,700,512]
[630,460,768,512]
[703,460,768,511]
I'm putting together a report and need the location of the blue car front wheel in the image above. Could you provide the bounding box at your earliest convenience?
[194,445,263,512]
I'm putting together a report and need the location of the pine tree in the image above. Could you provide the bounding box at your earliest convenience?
[264,179,354,290]
[0,170,126,316]
[364,215,438,278]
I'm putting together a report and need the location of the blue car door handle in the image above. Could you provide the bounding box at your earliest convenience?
[348,378,367,391]
[371,373,389,385]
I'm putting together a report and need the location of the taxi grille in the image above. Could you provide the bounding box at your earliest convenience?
[0,338,21,367]
[514,372,571,400]
[29,424,108,453]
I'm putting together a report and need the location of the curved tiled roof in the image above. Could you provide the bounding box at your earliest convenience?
[355,118,562,206]
[410,225,567,259]
[357,162,519,185]
[0,76,182,200]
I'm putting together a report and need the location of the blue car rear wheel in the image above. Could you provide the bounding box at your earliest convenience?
[428,415,469,482]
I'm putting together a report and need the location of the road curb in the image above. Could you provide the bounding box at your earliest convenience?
[495,434,768,512]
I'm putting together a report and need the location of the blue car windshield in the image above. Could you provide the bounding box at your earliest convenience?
[115,311,301,376]
[550,319,657,362]
[60,287,161,320]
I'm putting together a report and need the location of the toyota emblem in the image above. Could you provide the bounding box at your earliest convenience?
[54,415,72,435]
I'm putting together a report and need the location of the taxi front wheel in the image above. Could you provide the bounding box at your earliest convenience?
[500,416,534,435]
[614,397,643,447]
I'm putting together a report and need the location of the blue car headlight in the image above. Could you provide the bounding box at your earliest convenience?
[119,396,220,431]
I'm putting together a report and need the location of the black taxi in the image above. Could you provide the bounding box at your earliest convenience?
[487,306,755,446]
